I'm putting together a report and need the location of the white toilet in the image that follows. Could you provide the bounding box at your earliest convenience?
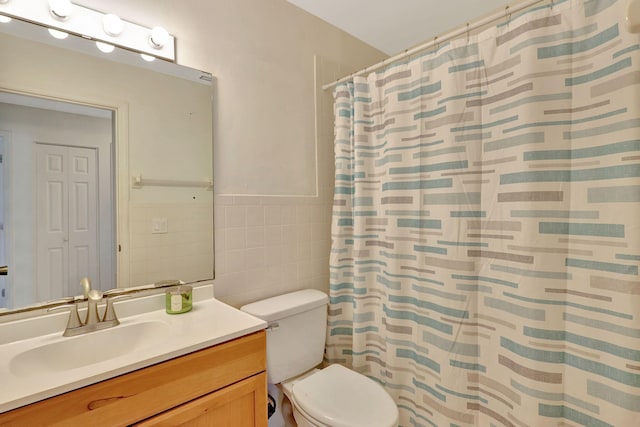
[241,289,399,427]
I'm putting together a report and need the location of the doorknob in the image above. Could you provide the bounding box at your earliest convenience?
[0,265,7,275]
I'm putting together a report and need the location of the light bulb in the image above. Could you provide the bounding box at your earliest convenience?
[96,41,114,53]
[103,13,124,36]
[0,15,11,23]
[48,0,73,20]
[149,26,169,48]
[48,28,69,39]
[140,53,155,62]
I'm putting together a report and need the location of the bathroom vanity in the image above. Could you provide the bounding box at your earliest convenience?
[0,285,268,426]
[0,331,266,426]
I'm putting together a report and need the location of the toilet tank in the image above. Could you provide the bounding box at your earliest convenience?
[241,289,329,384]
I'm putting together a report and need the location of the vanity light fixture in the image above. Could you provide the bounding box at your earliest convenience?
[149,26,169,48]
[0,0,176,61]
[48,0,72,20]
[140,53,155,62]
[102,13,123,36]
[48,28,69,39]
[96,41,115,53]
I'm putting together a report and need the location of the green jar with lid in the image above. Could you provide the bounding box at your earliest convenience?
[165,285,193,314]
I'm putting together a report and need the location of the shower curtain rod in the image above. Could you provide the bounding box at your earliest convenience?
[322,0,548,91]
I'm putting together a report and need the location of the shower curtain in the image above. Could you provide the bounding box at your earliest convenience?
[327,0,640,425]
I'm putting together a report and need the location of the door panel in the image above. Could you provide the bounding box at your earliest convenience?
[46,247,65,300]
[37,145,68,301]
[46,181,64,232]
[36,144,98,301]
[68,147,97,293]
[71,244,90,284]
[73,182,89,230]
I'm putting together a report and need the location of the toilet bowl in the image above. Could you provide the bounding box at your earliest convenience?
[282,364,398,427]
[241,289,398,427]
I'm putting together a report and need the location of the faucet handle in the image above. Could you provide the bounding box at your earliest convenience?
[102,294,130,324]
[48,303,83,334]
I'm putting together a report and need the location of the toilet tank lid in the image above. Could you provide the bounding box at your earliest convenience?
[240,289,328,323]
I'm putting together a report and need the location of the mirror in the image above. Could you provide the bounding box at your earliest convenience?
[0,16,214,312]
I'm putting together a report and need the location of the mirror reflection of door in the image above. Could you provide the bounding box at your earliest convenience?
[36,143,98,302]
[0,92,114,308]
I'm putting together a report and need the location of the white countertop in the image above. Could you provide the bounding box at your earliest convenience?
[0,285,267,413]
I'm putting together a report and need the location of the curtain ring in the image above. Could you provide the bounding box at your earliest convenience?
[466,23,470,44]
[434,36,439,51]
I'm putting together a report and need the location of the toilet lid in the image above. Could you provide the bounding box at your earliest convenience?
[292,364,399,427]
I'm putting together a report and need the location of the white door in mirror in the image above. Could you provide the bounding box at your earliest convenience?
[36,144,99,301]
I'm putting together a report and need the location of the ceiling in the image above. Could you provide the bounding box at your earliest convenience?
[287,0,515,55]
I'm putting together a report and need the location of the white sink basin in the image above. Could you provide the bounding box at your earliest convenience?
[0,285,267,413]
[9,320,168,377]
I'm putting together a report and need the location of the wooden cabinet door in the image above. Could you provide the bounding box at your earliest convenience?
[136,372,267,427]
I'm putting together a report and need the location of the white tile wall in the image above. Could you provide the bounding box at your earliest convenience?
[129,202,214,286]
[213,195,332,308]
[127,193,332,309]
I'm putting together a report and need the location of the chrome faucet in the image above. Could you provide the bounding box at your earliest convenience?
[50,278,124,337]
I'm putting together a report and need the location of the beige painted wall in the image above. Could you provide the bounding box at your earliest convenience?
[74,0,386,306]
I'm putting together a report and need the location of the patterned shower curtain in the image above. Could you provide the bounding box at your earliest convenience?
[326,0,640,425]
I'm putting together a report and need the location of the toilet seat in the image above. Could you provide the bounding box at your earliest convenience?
[291,364,399,427]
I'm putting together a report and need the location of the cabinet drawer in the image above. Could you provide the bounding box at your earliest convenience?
[0,330,266,427]
[136,372,267,427]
